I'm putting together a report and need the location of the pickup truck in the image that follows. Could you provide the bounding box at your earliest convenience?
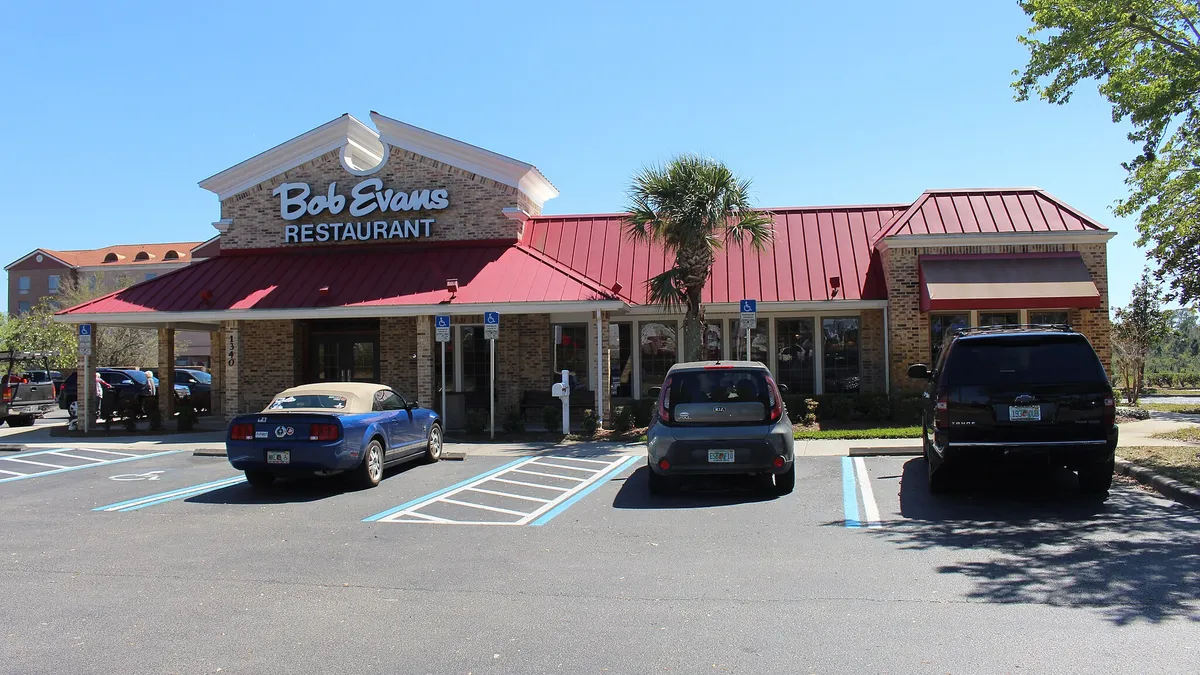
[1,351,60,427]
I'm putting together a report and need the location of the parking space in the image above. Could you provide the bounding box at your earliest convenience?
[0,446,188,483]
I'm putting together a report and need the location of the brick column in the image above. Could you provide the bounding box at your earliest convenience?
[76,323,100,432]
[416,315,434,407]
[221,320,242,419]
[208,329,223,418]
[600,311,613,426]
[156,328,176,421]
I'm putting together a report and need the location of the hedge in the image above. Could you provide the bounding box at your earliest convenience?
[782,393,923,425]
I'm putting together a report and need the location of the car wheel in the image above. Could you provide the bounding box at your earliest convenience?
[647,467,673,496]
[68,401,78,419]
[771,464,796,495]
[356,439,385,488]
[244,470,275,489]
[424,423,443,463]
[1077,459,1115,496]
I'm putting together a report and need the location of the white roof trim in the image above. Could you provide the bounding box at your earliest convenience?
[370,111,559,208]
[876,230,1116,250]
[5,249,74,271]
[198,114,386,201]
[620,300,888,315]
[53,300,626,325]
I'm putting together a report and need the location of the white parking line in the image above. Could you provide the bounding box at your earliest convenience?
[0,448,187,484]
[5,458,69,469]
[46,452,106,463]
[74,448,137,457]
[853,457,883,529]
[0,469,27,477]
[371,454,636,525]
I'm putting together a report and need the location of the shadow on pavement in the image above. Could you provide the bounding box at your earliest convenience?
[612,466,779,509]
[879,458,1200,626]
[187,462,424,505]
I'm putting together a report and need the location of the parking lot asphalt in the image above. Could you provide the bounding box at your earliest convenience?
[0,445,1197,674]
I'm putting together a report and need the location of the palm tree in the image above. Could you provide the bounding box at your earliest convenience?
[625,154,773,362]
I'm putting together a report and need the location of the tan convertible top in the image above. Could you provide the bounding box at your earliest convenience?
[263,382,389,414]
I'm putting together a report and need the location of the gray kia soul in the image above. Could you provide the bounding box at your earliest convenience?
[646,361,796,496]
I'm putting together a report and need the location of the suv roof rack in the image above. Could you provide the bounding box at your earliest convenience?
[952,323,1074,338]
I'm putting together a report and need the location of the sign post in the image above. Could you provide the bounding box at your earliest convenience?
[484,312,500,440]
[435,315,451,430]
[739,299,757,362]
[78,325,93,434]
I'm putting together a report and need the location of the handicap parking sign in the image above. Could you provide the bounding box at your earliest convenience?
[435,315,451,343]
[739,299,757,330]
[484,312,500,340]
[740,299,756,314]
[78,325,92,336]
[435,315,451,328]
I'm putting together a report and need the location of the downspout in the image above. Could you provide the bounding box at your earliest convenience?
[595,309,603,425]
[883,304,891,395]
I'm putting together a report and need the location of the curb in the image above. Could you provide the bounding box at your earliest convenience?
[848,446,922,457]
[1115,458,1200,509]
[193,449,227,457]
[0,444,26,453]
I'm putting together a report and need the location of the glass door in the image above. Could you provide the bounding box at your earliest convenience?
[309,333,379,383]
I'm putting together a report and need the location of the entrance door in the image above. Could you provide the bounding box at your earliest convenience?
[309,333,379,383]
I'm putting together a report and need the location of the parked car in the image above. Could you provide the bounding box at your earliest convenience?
[173,368,211,412]
[908,324,1117,496]
[1,351,59,427]
[58,369,191,421]
[645,361,795,496]
[226,382,442,489]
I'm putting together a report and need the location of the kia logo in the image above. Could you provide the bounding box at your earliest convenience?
[714,406,726,412]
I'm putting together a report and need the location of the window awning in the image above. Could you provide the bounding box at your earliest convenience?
[919,252,1101,312]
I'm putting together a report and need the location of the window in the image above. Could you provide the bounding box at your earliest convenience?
[639,321,677,396]
[977,311,1018,328]
[822,317,861,393]
[47,275,59,294]
[733,324,769,365]
[775,318,816,394]
[373,390,405,411]
[942,336,1108,386]
[164,250,180,260]
[17,301,30,314]
[460,326,491,407]
[552,324,589,390]
[17,276,30,295]
[930,313,970,366]
[609,323,632,397]
[702,321,723,360]
[103,253,119,263]
[134,251,150,261]
[268,394,348,410]
[1028,310,1069,326]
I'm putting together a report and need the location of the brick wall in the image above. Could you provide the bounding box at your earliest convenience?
[219,146,532,250]
[380,317,418,398]
[883,242,1112,391]
[239,320,295,413]
[859,308,885,393]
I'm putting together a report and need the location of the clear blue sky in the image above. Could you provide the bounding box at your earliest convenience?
[0,0,1154,312]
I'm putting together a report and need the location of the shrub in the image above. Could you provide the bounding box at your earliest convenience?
[465,410,489,434]
[582,409,599,437]
[889,394,924,425]
[631,399,655,427]
[613,405,634,434]
[502,409,525,433]
[541,405,562,433]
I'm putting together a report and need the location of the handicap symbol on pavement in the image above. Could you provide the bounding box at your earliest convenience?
[109,471,165,481]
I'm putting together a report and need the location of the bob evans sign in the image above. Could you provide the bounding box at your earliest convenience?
[272,179,449,244]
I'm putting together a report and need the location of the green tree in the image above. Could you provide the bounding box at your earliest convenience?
[1111,269,1171,402]
[1013,0,1200,304]
[624,155,773,362]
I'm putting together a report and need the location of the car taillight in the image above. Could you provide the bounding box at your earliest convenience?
[230,423,254,440]
[309,423,339,441]
[658,376,673,424]
[2,386,13,403]
[766,375,784,423]
[934,390,949,430]
[1103,396,1115,427]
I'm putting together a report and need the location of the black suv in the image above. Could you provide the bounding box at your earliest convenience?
[908,325,1117,496]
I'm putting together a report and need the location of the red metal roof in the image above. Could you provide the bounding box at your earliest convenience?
[59,242,615,316]
[520,205,905,304]
[871,188,1108,246]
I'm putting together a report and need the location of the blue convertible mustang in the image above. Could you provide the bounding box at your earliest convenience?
[226,382,443,489]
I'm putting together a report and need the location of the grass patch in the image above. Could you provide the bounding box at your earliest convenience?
[1141,403,1200,414]
[793,425,921,440]
[1152,427,1200,444]
[1119,446,1200,489]
[1143,388,1200,396]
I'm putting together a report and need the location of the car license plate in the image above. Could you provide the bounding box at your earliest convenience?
[266,450,290,464]
[1009,405,1041,422]
[707,450,735,463]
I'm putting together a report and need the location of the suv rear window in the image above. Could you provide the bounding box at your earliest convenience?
[667,368,774,424]
[942,336,1109,386]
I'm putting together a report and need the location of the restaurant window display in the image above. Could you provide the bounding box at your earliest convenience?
[930,313,969,365]
[640,321,677,396]
[822,317,860,393]
[703,321,723,360]
[733,324,770,365]
[553,324,589,391]
[610,323,632,397]
[775,319,816,394]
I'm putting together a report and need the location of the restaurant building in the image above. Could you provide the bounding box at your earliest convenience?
[56,112,1115,428]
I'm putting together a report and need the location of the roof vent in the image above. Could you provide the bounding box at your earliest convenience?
[164,250,180,261]
[103,253,119,263]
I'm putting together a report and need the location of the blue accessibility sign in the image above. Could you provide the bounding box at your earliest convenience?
[435,315,451,328]
[740,299,757,314]
[484,312,500,325]
[78,325,92,336]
